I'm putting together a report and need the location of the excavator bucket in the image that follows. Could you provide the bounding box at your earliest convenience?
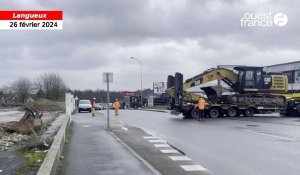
[4,108,43,134]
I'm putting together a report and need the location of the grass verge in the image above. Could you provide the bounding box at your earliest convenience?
[143,105,167,110]
[15,148,47,175]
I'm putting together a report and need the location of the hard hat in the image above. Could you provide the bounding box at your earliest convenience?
[93,97,96,100]
[116,99,118,101]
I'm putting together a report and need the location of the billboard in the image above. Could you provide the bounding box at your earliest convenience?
[153,82,166,94]
[124,91,137,96]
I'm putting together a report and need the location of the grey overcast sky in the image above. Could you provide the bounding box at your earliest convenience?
[0,0,299,91]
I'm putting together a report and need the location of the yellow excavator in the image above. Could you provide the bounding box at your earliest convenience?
[166,66,300,118]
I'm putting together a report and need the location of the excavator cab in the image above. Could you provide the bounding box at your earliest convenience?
[234,67,264,93]
[234,66,287,94]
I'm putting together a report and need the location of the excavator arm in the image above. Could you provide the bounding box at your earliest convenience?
[183,68,237,90]
[167,68,238,100]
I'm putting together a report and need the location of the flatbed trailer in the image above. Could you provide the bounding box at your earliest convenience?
[167,67,300,118]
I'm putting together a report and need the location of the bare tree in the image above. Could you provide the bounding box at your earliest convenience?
[0,85,17,105]
[1,85,9,104]
[11,77,33,103]
[37,73,67,100]
[72,89,124,103]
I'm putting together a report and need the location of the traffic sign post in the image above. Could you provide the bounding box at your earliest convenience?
[103,72,113,131]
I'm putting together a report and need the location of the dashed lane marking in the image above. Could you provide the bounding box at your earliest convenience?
[112,124,123,127]
[121,126,128,131]
[169,156,191,161]
[148,140,167,143]
[82,125,90,127]
[160,149,180,154]
[154,144,170,148]
[239,129,296,141]
[143,136,158,139]
[180,165,208,171]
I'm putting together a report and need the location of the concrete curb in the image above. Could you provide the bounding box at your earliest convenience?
[141,109,168,113]
[109,131,162,175]
[37,114,70,175]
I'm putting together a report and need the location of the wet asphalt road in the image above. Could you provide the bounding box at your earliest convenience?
[100,110,300,175]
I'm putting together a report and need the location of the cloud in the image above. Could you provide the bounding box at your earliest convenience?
[0,0,299,91]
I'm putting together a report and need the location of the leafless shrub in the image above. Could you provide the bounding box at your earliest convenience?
[36,73,67,101]
[11,77,33,103]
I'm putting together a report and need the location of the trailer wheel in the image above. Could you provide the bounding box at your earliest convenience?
[296,104,300,114]
[181,111,191,119]
[227,107,239,117]
[209,108,220,118]
[190,109,199,119]
[244,108,255,117]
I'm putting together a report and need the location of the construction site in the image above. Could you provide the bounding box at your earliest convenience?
[166,62,300,119]
[1,1,300,175]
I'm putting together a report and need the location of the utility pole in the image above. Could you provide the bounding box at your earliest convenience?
[130,57,143,108]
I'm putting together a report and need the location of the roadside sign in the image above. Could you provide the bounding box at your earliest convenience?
[153,82,166,94]
[148,98,154,107]
[103,72,113,83]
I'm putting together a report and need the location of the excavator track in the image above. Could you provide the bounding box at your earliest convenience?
[227,94,286,107]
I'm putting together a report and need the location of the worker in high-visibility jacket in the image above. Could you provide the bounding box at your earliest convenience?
[194,96,206,121]
[92,97,96,117]
[114,99,120,116]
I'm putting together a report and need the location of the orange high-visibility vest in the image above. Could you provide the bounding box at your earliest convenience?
[114,101,120,109]
[197,98,206,110]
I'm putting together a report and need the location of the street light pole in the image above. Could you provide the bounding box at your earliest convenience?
[130,57,143,108]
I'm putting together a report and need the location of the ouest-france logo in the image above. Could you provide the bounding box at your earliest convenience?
[240,12,288,27]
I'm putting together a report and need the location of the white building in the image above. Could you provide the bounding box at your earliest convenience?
[264,61,300,91]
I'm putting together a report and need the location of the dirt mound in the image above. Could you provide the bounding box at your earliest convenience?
[26,99,65,112]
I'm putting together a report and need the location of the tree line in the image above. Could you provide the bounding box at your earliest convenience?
[0,73,67,104]
[0,72,153,105]
[72,89,154,103]
[72,89,124,103]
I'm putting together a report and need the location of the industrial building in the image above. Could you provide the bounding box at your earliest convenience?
[264,61,300,91]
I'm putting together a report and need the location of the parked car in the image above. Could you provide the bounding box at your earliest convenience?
[95,103,104,110]
[103,103,113,109]
[78,100,92,113]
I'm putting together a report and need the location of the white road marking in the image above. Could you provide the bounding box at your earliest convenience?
[143,136,158,139]
[169,156,191,161]
[148,140,166,143]
[160,149,180,154]
[181,165,208,171]
[240,129,295,141]
[154,144,170,148]
[82,125,90,127]
[121,126,128,131]
[112,124,123,127]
